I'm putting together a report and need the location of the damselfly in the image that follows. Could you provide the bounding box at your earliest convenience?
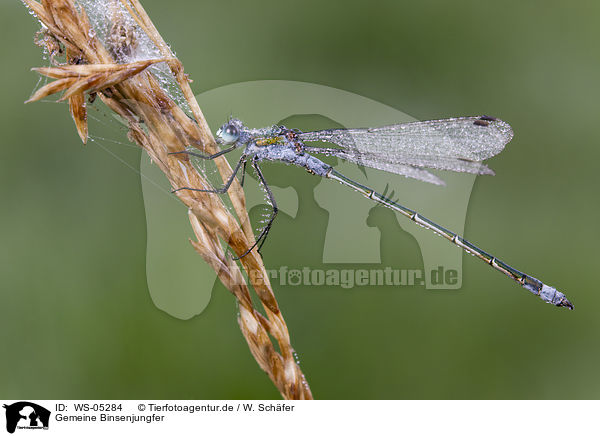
[171,116,573,309]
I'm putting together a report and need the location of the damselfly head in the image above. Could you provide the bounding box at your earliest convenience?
[216,118,243,145]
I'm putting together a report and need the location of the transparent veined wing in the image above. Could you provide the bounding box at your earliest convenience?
[299,116,513,182]
[304,146,447,185]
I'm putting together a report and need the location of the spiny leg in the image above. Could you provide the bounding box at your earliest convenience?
[240,160,248,187]
[233,160,279,260]
[171,155,246,194]
[254,162,279,254]
[168,144,238,160]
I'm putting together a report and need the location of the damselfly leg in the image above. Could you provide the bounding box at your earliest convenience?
[170,150,277,260]
[170,153,246,195]
[233,160,278,260]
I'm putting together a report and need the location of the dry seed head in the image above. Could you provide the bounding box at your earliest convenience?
[23,0,312,400]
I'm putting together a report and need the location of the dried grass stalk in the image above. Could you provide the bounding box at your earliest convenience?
[23,0,312,399]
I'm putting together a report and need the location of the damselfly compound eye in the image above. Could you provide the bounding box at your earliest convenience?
[217,123,240,144]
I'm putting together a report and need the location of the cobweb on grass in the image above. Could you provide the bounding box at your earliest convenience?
[77,0,191,117]
[79,0,224,190]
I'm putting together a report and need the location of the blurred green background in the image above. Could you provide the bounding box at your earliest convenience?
[1,0,599,399]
